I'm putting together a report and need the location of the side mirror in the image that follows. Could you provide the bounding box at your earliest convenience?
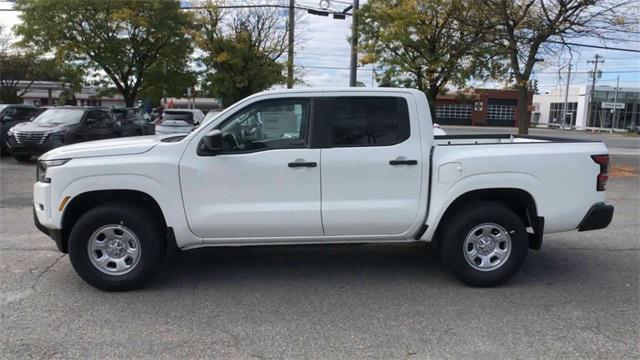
[1,115,13,123]
[85,117,97,125]
[202,129,223,153]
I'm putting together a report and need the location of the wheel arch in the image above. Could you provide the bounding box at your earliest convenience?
[432,188,544,250]
[60,189,169,253]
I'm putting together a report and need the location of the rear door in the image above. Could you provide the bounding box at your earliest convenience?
[319,95,424,236]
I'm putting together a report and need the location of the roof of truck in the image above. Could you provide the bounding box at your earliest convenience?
[257,87,423,96]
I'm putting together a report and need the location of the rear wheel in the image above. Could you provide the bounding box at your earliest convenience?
[440,202,528,286]
[68,203,165,291]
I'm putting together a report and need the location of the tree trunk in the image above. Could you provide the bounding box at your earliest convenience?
[425,87,438,125]
[123,93,136,108]
[517,85,530,135]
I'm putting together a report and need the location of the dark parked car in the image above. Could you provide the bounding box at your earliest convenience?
[7,107,124,161]
[0,104,42,154]
[112,107,154,136]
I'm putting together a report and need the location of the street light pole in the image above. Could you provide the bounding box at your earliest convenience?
[286,0,295,89]
[349,0,359,87]
[561,63,572,129]
[611,76,620,133]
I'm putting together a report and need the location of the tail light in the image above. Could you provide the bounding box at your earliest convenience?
[591,154,609,191]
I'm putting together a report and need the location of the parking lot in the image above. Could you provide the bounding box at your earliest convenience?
[1,128,638,359]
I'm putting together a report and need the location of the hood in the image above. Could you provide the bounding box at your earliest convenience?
[39,135,166,160]
[10,121,67,132]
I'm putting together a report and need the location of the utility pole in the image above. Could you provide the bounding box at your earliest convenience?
[349,0,360,87]
[611,76,620,133]
[561,63,571,129]
[286,0,295,89]
[586,54,604,128]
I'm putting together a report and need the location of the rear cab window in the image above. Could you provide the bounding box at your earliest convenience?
[327,97,410,147]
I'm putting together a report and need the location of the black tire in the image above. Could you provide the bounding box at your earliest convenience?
[13,154,31,162]
[68,202,165,291]
[440,202,528,287]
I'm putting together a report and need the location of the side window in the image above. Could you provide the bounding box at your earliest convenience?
[3,107,17,117]
[86,110,110,128]
[217,98,309,152]
[329,97,410,147]
[14,108,31,121]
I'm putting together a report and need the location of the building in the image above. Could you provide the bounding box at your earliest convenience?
[164,97,222,114]
[533,85,640,131]
[6,81,126,108]
[434,88,533,127]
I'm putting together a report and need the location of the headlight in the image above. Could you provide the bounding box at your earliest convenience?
[37,159,70,183]
[7,129,14,137]
[47,129,68,142]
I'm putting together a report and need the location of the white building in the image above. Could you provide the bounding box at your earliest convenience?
[533,85,640,131]
[12,81,126,108]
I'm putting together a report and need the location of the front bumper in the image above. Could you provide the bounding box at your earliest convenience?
[577,203,614,232]
[7,138,58,156]
[33,206,67,253]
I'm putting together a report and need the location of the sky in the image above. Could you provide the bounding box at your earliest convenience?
[1,0,639,94]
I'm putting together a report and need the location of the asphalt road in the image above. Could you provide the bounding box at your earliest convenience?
[1,128,638,359]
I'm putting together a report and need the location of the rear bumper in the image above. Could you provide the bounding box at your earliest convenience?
[33,206,67,253]
[578,203,614,232]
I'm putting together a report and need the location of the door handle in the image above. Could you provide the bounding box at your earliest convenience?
[288,161,317,168]
[389,159,418,166]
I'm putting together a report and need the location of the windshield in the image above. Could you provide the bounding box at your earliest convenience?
[33,109,84,125]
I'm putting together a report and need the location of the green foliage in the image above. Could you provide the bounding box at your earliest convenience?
[191,3,288,106]
[0,52,83,103]
[358,0,505,117]
[15,0,192,106]
[201,33,285,106]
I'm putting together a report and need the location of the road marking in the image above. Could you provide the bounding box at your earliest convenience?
[608,148,640,156]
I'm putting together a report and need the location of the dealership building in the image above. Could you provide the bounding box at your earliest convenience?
[532,85,640,131]
[434,88,533,127]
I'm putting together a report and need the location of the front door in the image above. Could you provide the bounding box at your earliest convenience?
[180,98,323,239]
[319,96,424,236]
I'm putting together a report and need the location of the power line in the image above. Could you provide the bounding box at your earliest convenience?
[546,40,640,53]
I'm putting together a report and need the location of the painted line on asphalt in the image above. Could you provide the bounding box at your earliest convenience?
[608,148,640,156]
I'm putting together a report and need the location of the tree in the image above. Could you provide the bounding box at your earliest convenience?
[191,2,288,106]
[478,0,636,134]
[137,59,199,107]
[15,0,192,107]
[358,0,505,120]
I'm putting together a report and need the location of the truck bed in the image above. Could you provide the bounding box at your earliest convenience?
[434,134,599,146]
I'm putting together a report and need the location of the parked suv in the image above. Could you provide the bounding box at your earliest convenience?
[7,107,121,161]
[0,104,42,154]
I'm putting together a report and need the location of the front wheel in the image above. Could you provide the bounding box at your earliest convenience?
[68,203,165,291]
[440,202,528,287]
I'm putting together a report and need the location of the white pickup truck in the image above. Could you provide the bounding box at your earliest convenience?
[33,88,614,290]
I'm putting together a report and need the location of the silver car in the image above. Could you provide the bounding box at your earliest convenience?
[155,109,205,135]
